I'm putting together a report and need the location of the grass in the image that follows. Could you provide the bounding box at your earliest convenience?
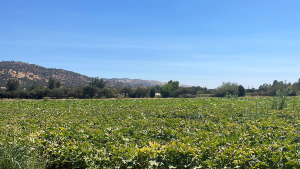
[0,140,45,169]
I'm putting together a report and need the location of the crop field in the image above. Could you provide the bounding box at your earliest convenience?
[1,98,300,168]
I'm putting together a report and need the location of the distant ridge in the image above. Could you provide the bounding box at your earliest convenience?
[0,61,189,88]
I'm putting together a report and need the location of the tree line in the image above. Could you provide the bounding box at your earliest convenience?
[1,77,300,99]
[0,78,203,99]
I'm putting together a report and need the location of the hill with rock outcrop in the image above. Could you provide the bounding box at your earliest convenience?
[0,61,185,89]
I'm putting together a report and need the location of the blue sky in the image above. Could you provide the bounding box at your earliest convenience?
[1,0,300,88]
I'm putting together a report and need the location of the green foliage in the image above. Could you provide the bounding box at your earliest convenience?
[268,83,287,96]
[2,98,300,168]
[74,85,84,98]
[0,89,4,98]
[83,85,98,98]
[6,79,20,92]
[13,89,29,99]
[29,81,40,91]
[29,86,50,99]
[0,141,45,169]
[271,88,291,110]
[167,80,179,90]
[98,87,117,98]
[47,78,61,90]
[90,77,106,89]
[149,87,156,98]
[120,86,132,98]
[213,82,239,97]
[259,83,271,92]
[135,86,148,98]
[172,88,197,98]
[237,85,245,97]
[160,80,180,98]
[160,83,173,98]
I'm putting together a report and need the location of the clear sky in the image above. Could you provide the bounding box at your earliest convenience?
[1,0,300,88]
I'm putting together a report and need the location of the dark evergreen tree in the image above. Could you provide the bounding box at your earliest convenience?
[55,81,61,88]
[168,80,179,90]
[89,77,106,89]
[83,85,98,98]
[48,78,61,90]
[150,87,156,98]
[48,78,56,89]
[135,86,148,98]
[29,81,40,91]
[120,86,132,98]
[75,85,84,98]
[238,85,245,97]
[6,79,20,92]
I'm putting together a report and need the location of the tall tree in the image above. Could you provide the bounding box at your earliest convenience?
[150,87,156,98]
[29,81,40,91]
[160,83,174,98]
[120,86,132,98]
[160,80,180,98]
[48,78,61,89]
[90,77,106,89]
[238,85,246,97]
[83,85,98,98]
[259,83,271,92]
[168,80,179,90]
[135,86,148,98]
[55,81,61,88]
[6,78,20,91]
[273,80,278,86]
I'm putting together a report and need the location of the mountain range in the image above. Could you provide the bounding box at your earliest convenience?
[0,61,191,89]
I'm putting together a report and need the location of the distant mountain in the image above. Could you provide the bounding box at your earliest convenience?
[0,61,188,89]
[105,78,166,88]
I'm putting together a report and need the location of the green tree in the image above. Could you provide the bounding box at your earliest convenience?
[49,88,66,99]
[135,86,148,98]
[120,86,132,98]
[160,80,180,98]
[213,82,239,97]
[259,83,271,92]
[55,81,61,88]
[268,83,286,96]
[160,83,174,98]
[29,86,50,99]
[48,78,61,90]
[74,85,84,98]
[0,89,4,98]
[90,77,106,89]
[29,81,40,91]
[83,85,98,98]
[98,88,117,98]
[168,80,179,90]
[238,85,245,97]
[155,85,161,92]
[6,79,20,92]
[150,87,156,98]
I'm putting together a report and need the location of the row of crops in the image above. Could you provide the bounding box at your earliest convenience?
[1,98,300,168]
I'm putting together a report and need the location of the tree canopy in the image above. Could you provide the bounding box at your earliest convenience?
[6,79,20,92]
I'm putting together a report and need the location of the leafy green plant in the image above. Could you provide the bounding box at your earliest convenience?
[2,98,300,168]
[271,88,291,110]
[0,140,45,169]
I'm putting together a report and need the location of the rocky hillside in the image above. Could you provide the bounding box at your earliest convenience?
[0,61,178,89]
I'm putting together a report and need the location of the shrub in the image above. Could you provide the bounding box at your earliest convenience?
[213,82,239,97]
